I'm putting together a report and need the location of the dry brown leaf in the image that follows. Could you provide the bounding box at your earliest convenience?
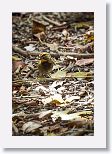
[75,58,94,66]
[34,32,45,41]
[32,19,46,34]
[64,119,87,128]
[12,60,25,73]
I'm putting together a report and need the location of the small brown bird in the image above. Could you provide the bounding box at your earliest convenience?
[38,52,54,77]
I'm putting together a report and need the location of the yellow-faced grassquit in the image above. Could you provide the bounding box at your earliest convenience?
[38,52,54,77]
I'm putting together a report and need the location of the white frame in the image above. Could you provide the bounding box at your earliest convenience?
[0,0,106,148]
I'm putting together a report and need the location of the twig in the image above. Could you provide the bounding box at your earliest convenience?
[25,40,38,44]
[52,25,68,31]
[12,45,30,57]
[12,111,39,118]
[12,80,33,87]
[13,96,39,99]
[12,45,94,58]
[59,42,93,51]
[42,15,65,27]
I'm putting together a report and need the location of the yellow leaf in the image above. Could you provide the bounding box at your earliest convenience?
[66,71,93,79]
[51,70,66,79]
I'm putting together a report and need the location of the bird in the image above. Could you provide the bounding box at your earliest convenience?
[38,52,54,77]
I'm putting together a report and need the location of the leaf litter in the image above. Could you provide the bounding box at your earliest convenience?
[12,12,94,136]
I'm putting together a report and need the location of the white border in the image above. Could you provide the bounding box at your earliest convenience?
[0,0,106,148]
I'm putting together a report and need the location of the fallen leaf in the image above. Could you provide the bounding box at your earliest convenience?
[49,123,60,132]
[22,121,42,133]
[34,32,45,40]
[32,19,46,34]
[51,110,69,121]
[51,99,63,106]
[42,94,64,106]
[12,59,25,73]
[75,58,94,66]
[51,69,66,79]
[24,44,35,51]
[63,119,87,128]
[51,110,92,122]
[51,110,80,121]
[66,71,93,79]
[12,111,26,119]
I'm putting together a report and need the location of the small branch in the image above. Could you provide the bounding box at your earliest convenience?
[12,111,39,118]
[25,40,38,44]
[52,25,68,31]
[12,45,30,57]
[12,45,94,58]
[59,42,93,51]
[42,15,65,26]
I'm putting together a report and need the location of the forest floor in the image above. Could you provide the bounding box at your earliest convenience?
[12,12,94,136]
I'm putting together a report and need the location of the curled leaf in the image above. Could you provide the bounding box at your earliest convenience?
[32,19,46,34]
